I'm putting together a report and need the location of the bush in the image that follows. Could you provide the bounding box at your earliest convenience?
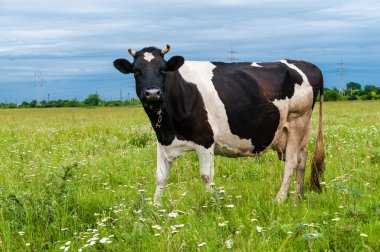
[84,94,101,106]
[347,95,358,101]
[324,89,341,101]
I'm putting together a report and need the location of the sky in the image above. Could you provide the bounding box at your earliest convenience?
[1,0,380,103]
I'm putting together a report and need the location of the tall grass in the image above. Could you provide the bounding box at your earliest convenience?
[0,101,379,251]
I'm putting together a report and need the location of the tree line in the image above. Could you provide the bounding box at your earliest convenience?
[324,82,380,101]
[0,94,141,109]
[1,83,379,109]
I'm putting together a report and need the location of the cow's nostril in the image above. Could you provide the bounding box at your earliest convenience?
[145,90,150,97]
[156,90,161,96]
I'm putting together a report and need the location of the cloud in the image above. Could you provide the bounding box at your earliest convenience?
[0,0,379,102]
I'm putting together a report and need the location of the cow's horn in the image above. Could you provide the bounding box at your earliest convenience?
[128,48,137,57]
[161,44,170,55]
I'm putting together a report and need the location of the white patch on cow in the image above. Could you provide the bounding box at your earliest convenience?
[251,62,263,67]
[160,137,197,161]
[143,52,155,62]
[178,61,254,156]
[270,60,314,150]
[277,60,313,112]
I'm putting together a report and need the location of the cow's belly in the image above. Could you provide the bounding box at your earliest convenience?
[214,140,255,157]
[213,133,275,157]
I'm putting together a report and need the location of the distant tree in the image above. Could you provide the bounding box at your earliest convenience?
[30,100,38,108]
[364,85,379,94]
[324,89,341,101]
[84,94,101,106]
[346,82,361,91]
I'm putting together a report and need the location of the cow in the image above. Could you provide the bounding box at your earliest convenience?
[113,44,325,204]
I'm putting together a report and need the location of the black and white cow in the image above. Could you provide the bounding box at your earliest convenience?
[114,45,325,204]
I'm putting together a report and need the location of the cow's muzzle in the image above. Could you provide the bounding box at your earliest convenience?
[144,87,161,102]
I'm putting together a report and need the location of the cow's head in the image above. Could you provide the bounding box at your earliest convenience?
[113,45,184,104]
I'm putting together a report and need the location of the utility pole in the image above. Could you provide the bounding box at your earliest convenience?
[227,45,238,62]
[34,71,43,106]
[120,89,123,101]
[337,59,345,96]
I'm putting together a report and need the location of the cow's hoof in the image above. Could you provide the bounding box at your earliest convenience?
[275,193,287,202]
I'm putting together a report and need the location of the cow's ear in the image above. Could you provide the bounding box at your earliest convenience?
[166,56,184,71]
[113,59,133,74]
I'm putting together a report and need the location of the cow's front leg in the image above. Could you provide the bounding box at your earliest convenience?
[196,145,215,192]
[154,143,171,205]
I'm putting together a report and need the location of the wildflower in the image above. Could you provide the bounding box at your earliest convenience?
[360,233,368,237]
[173,224,185,228]
[256,226,263,232]
[287,231,293,234]
[87,237,99,245]
[154,233,161,236]
[99,237,112,244]
[65,241,71,246]
[197,242,206,247]
[225,204,235,208]
[18,231,25,236]
[167,212,178,218]
[26,243,31,246]
[218,221,229,227]
[250,218,258,222]
[152,225,162,230]
[225,238,233,249]
[332,217,340,221]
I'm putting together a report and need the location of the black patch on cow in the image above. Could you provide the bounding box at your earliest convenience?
[211,62,304,153]
[286,60,324,108]
[144,71,214,148]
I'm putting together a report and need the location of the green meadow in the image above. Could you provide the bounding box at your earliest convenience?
[0,101,379,251]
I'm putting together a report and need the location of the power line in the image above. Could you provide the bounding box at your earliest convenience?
[34,71,43,105]
[227,45,238,62]
[337,59,345,96]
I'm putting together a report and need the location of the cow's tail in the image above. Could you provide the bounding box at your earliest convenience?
[310,82,325,193]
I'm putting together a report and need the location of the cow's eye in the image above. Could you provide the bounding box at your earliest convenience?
[160,68,167,75]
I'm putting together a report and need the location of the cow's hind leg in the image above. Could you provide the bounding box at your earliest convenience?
[296,120,312,197]
[154,143,171,205]
[296,149,307,197]
[275,142,300,202]
[275,119,308,202]
[196,145,215,192]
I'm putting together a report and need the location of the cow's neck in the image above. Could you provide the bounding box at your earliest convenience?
[142,70,214,147]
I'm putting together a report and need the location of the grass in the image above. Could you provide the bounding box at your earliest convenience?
[0,101,379,251]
